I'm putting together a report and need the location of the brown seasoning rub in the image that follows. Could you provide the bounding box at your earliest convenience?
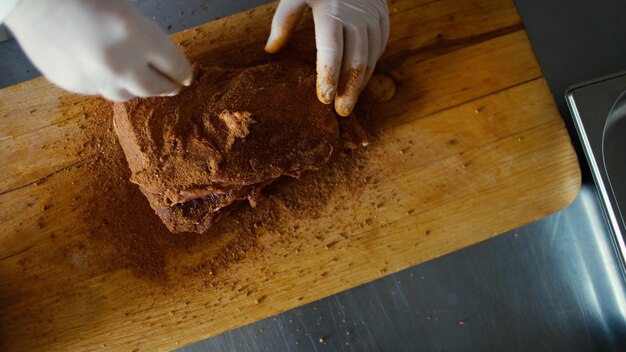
[337,65,366,98]
[113,61,345,233]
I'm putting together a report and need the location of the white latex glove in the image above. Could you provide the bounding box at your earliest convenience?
[265,0,389,117]
[5,0,192,101]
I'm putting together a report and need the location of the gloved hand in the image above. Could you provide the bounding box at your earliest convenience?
[5,0,192,101]
[265,0,389,117]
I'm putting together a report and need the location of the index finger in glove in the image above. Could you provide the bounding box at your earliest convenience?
[334,23,368,117]
[145,21,193,86]
[313,5,344,105]
[125,65,181,97]
[265,0,307,54]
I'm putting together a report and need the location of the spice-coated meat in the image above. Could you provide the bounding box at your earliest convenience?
[113,61,341,233]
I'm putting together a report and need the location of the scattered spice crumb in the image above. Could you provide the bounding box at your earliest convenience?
[254,295,267,305]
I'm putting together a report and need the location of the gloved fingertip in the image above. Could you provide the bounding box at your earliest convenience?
[266,2,305,54]
[264,35,283,54]
[265,20,298,53]
[161,88,180,97]
[317,84,335,105]
[334,96,355,117]
[264,42,276,54]
[181,65,193,87]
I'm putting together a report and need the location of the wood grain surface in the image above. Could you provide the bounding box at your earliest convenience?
[0,0,581,350]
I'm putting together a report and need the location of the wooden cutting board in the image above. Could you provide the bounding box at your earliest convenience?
[0,0,580,350]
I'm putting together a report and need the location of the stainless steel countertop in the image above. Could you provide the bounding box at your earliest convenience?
[567,72,626,275]
[1,0,625,350]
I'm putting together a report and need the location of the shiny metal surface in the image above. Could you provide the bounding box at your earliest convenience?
[568,74,626,273]
[1,0,625,351]
[604,93,626,258]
